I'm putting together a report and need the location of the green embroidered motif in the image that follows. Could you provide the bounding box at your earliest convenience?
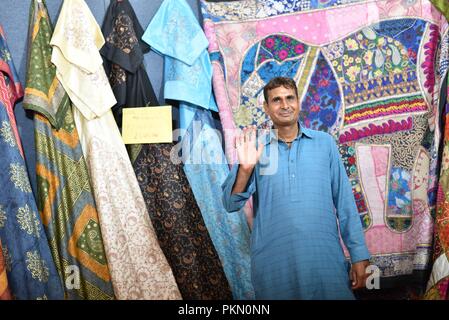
[76,219,107,265]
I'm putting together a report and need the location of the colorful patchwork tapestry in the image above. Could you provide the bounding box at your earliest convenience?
[201,0,449,283]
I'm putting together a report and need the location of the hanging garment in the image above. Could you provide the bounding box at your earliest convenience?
[23,0,69,130]
[0,24,64,300]
[424,0,449,300]
[100,0,158,128]
[100,0,232,300]
[142,0,254,300]
[49,0,181,300]
[133,144,233,300]
[425,80,449,299]
[0,240,11,300]
[23,0,115,300]
[201,0,448,287]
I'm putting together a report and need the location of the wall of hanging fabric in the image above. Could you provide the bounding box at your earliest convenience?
[1,0,449,300]
[1,0,254,300]
[0,0,200,196]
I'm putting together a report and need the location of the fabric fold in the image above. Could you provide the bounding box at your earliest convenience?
[142,0,253,299]
[100,0,158,127]
[23,0,116,300]
[0,24,64,300]
[101,0,232,300]
[50,0,115,120]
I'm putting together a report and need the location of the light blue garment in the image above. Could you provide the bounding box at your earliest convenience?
[183,109,255,299]
[142,0,255,299]
[222,125,371,300]
[142,0,217,130]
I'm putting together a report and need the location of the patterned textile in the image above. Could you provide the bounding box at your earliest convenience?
[100,0,159,127]
[0,240,11,300]
[133,144,233,300]
[182,110,254,299]
[201,0,449,282]
[50,1,116,121]
[50,0,181,300]
[424,91,449,299]
[23,1,69,130]
[424,0,449,299]
[99,0,231,300]
[142,0,253,299]
[0,24,64,300]
[431,0,449,22]
[23,0,115,300]
[202,0,366,22]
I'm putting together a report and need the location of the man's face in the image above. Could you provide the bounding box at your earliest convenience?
[263,86,300,128]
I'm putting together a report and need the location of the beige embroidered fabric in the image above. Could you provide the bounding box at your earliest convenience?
[50,0,115,120]
[50,0,181,300]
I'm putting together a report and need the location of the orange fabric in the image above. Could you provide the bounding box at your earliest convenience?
[0,240,12,300]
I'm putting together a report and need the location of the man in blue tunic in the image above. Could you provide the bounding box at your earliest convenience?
[222,77,371,299]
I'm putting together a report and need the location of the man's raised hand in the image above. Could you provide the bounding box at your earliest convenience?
[236,125,265,172]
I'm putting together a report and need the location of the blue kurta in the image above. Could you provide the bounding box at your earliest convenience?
[222,125,370,299]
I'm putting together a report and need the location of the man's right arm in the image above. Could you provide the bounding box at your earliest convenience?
[231,166,255,194]
[221,164,256,212]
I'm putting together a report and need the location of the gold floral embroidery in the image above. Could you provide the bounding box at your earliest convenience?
[106,13,138,54]
[0,205,6,228]
[109,64,126,88]
[0,121,16,147]
[16,204,41,238]
[2,246,12,272]
[134,143,233,299]
[26,251,49,283]
[10,163,32,193]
